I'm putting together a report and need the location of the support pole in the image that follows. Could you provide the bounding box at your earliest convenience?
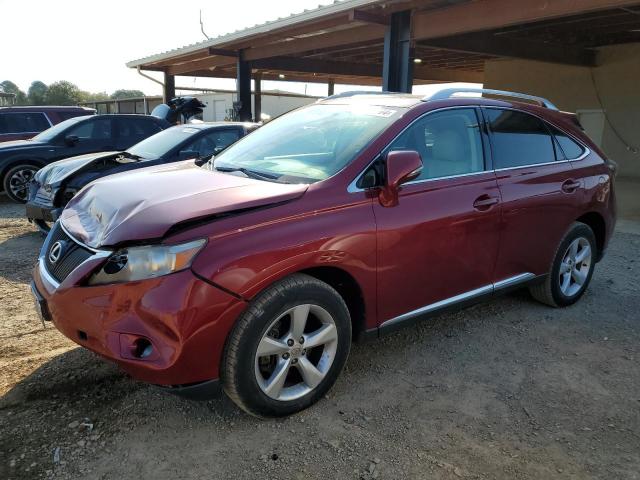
[163,72,175,103]
[254,73,262,122]
[236,51,252,121]
[382,11,413,93]
[328,79,335,96]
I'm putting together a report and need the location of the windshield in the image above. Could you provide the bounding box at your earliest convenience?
[32,116,89,142]
[127,126,200,159]
[213,104,402,183]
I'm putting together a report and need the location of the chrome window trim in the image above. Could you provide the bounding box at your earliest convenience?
[347,104,592,194]
[347,106,485,194]
[380,273,535,329]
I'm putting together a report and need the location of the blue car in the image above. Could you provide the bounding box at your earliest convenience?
[26,122,259,232]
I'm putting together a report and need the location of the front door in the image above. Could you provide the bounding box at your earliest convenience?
[373,107,501,328]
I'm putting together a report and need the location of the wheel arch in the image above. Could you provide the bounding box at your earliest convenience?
[299,266,367,342]
[576,212,606,261]
[1,157,47,187]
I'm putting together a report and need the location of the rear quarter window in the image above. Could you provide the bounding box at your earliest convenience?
[0,112,50,134]
[549,125,586,160]
[485,109,556,168]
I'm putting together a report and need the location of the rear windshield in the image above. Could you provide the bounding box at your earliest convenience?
[32,116,90,142]
[213,104,402,183]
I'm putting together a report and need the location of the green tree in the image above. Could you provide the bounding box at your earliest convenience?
[110,89,145,100]
[0,80,27,105]
[44,80,84,105]
[27,81,48,105]
[82,91,110,102]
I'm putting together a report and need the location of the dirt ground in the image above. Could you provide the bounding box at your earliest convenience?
[1,195,639,480]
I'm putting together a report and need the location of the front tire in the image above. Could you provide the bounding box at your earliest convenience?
[221,273,351,417]
[33,219,52,235]
[3,163,39,203]
[529,222,596,307]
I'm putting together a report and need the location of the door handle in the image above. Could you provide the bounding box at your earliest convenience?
[562,179,581,193]
[473,194,499,211]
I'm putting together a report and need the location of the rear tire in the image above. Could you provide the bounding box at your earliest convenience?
[3,163,39,203]
[529,222,596,307]
[221,273,351,417]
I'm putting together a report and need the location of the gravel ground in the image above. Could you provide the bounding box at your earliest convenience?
[1,195,639,480]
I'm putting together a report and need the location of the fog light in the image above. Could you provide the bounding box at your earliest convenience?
[133,338,153,359]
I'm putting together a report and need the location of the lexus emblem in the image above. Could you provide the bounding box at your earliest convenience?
[48,241,64,264]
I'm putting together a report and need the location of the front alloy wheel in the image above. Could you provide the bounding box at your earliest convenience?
[222,274,351,417]
[4,164,39,203]
[255,304,338,401]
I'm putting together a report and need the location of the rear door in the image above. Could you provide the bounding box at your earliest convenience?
[373,107,501,328]
[484,107,583,281]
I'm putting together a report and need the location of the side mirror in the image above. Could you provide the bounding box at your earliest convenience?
[178,149,200,160]
[65,135,80,146]
[380,150,423,207]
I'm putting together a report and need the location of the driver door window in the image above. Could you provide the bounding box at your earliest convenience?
[67,118,112,140]
[389,108,484,180]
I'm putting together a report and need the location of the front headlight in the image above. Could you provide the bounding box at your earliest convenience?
[89,239,206,285]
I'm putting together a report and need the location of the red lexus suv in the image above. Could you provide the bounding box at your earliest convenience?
[31,89,616,417]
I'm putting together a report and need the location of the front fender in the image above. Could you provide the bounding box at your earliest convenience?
[188,197,378,328]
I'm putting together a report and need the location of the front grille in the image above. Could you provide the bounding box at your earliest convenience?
[44,222,94,283]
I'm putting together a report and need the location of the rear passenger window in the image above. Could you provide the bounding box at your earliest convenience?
[0,112,50,134]
[389,108,484,181]
[549,125,585,160]
[485,109,556,168]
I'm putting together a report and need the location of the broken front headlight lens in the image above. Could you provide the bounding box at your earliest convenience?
[89,239,206,285]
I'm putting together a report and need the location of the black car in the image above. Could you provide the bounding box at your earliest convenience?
[0,114,168,202]
[26,122,258,232]
[1,96,205,203]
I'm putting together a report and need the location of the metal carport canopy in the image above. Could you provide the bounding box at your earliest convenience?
[127,0,640,119]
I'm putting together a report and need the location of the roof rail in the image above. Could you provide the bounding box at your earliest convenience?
[424,88,558,110]
[322,90,394,101]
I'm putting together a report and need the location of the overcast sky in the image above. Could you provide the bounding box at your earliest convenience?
[1,0,476,97]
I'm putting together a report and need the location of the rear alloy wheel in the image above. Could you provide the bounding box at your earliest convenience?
[222,274,351,417]
[529,222,596,307]
[3,164,39,203]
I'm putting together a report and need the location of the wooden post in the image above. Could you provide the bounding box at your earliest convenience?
[163,72,175,103]
[254,73,262,122]
[236,51,252,121]
[383,11,413,93]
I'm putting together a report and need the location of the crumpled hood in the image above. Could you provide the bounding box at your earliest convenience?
[35,151,121,187]
[60,160,308,248]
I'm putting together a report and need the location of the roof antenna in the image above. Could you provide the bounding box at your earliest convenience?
[200,10,210,40]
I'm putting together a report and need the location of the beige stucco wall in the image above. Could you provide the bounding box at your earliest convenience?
[483,43,640,179]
